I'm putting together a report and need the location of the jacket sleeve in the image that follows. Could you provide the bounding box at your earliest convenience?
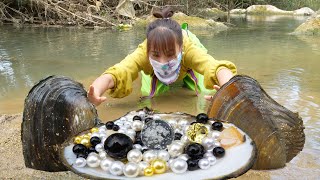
[103,40,149,98]
[183,36,237,89]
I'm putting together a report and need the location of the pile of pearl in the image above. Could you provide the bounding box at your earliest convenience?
[72,111,227,178]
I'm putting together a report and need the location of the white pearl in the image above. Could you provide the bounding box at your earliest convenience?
[118,129,126,134]
[99,127,107,134]
[168,142,183,158]
[124,121,132,129]
[100,158,113,171]
[207,156,217,166]
[133,144,142,151]
[127,129,136,137]
[120,116,127,122]
[99,151,108,159]
[214,141,221,147]
[177,154,189,161]
[114,120,124,126]
[74,157,86,167]
[99,125,107,131]
[99,133,107,139]
[88,152,98,157]
[168,158,174,166]
[90,132,100,138]
[127,149,143,163]
[168,119,178,129]
[199,158,210,170]
[202,137,215,150]
[128,135,135,142]
[178,119,189,129]
[138,111,146,117]
[183,125,189,134]
[211,131,221,139]
[180,135,189,145]
[157,150,170,161]
[101,137,107,144]
[138,161,149,176]
[123,162,140,177]
[109,161,124,176]
[86,154,101,168]
[95,143,104,153]
[170,159,188,174]
[174,128,183,134]
[205,124,212,132]
[204,152,213,158]
[153,115,161,120]
[142,150,157,163]
[132,120,143,131]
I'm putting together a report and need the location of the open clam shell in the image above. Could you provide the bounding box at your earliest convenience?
[61,109,257,179]
[208,75,305,170]
[21,76,99,171]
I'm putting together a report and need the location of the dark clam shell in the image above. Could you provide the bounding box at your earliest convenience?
[208,75,305,170]
[21,76,99,172]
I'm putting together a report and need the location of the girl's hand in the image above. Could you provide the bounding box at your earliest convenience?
[88,85,107,106]
[204,85,220,101]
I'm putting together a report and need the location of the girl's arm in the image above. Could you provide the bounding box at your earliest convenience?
[88,74,114,106]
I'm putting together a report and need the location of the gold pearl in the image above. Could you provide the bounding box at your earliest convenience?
[74,136,82,144]
[187,123,208,143]
[83,134,91,140]
[144,166,154,176]
[80,138,91,147]
[90,127,99,133]
[151,159,166,174]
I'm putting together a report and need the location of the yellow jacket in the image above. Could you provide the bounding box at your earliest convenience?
[104,32,237,98]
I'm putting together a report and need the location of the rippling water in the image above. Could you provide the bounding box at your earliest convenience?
[0,15,319,178]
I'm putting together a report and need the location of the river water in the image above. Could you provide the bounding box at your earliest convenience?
[0,15,319,179]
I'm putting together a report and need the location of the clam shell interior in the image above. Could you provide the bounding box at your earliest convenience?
[62,111,256,179]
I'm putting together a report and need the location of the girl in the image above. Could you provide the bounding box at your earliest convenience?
[88,7,236,106]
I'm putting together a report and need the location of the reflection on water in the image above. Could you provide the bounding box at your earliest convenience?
[1,15,320,178]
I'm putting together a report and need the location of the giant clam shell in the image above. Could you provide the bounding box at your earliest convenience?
[21,76,99,171]
[208,75,305,170]
[61,108,257,179]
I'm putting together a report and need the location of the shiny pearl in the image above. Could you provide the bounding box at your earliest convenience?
[91,132,100,138]
[133,144,142,151]
[177,154,189,161]
[99,151,108,159]
[151,159,166,174]
[144,166,154,176]
[127,149,143,163]
[95,143,104,153]
[124,121,132,129]
[167,119,178,129]
[86,154,100,168]
[123,162,140,177]
[178,119,189,129]
[132,120,143,131]
[109,161,124,176]
[170,159,188,174]
[118,129,126,134]
[204,152,213,158]
[100,158,113,171]
[207,156,217,166]
[180,135,189,145]
[101,137,107,144]
[90,127,99,133]
[183,125,190,134]
[138,111,146,117]
[99,128,106,134]
[168,159,174,166]
[120,116,127,122]
[199,158,210,170]
[74,136,82,144]
[202,137,215,150]
[127,129,136,137]
[128,135,135,142]
[99,133,107,139]
[211,131,221,139]
[168,142,184,158]
[174,129,183,134]
[138,161,149,176]
[214,141,221,147]
[80,138,90,148]
[143,150,157,163]
[153,115,161,120]
[74,157,86,167]
[83,134,91,140]
[157,150,170,161]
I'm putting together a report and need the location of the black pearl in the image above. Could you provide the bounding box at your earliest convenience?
[77,152,88,159]
[72,144,87,155]
[196,113,209,124]
[112,124,120,131]
[190,121,198,125]
[88,146,98,154]
[212,122,223,131]
[174,133,183,140]
[144,117,153,123]
[104,133,133,160]
[184,143,205,159]
[187,158,200,171]
[133,115,142,121]
[212,146,225,158]
[90,136,101,147]
[105,121,114,129]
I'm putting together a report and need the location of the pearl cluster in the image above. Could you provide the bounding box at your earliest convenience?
[72,111,227,178]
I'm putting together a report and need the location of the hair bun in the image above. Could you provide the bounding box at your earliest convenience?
[153,7,174,19]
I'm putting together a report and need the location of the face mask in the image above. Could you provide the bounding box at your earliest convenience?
[150,51,182,85]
